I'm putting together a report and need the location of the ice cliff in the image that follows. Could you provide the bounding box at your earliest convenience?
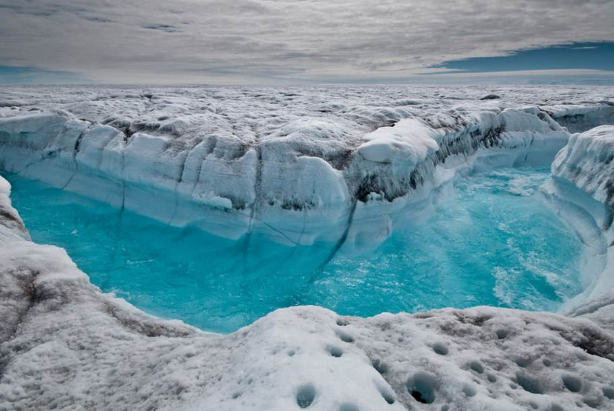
[1,86,614,411]
[1,86,612,246]
[546,125,614,320]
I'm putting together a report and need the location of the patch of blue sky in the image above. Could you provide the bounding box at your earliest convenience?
[432,42,614,73]
[0,66,90,84]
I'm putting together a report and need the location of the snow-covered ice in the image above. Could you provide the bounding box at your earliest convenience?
[1,85,610,245]
[1,85,614,410]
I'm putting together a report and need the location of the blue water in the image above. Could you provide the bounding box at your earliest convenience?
[4,167,583,333]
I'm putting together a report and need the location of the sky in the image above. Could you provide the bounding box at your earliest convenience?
[1,0,614,85]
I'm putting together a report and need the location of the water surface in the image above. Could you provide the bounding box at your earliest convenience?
[5,167,583,333]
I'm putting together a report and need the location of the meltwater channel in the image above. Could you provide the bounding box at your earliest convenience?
[4,167,585,333]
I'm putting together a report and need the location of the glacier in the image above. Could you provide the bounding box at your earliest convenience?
[1,85,614,410]
[1,85,609,245]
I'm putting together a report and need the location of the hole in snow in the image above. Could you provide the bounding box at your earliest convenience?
[496,329,509,339]
[463,383,477,397]
[516,373,543,394]
[562,375,583,393]
[432,342,449,355]
[407,371,439,404]
[328,345,343,358]
[515,357,531,368]
[371,358,389,375]
[375,381,396,404]
[469,361,484,374]
[296,383,316,408]
[603,387,614,400]
[338,403,359,411]
[336,330,354,343]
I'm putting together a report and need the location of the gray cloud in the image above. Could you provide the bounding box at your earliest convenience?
[141,24,183,33]
[0,0,613,83]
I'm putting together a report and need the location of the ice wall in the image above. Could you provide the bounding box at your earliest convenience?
[1,174,614,411]
[543,104,614,133]
[546,125,614,319]
[0,105,577,246]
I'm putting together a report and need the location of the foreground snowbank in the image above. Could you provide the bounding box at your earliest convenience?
[1,180,614,411]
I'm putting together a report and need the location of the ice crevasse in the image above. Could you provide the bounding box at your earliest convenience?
[1,86,614,410]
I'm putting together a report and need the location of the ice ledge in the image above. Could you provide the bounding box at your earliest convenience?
[546,126,614,317]
[0,104,584,245]
[1,174,614,410]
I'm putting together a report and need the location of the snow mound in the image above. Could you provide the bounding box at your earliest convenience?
[357,119,440,165]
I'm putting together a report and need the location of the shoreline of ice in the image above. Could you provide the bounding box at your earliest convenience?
[3,86,612,248]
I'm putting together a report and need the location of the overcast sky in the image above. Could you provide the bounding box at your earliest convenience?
[1,0,614,84]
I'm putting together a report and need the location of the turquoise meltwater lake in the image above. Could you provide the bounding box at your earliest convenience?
[4,167,584,333]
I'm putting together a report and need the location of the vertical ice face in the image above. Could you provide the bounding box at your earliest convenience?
[546,126,614,317]
[543,105,614,133]
[0,86,612,246]
[552,126,614,216]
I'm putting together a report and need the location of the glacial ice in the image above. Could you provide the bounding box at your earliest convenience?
[2,85,610,246]
[547,125,614,318]
[1,85,614,410]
